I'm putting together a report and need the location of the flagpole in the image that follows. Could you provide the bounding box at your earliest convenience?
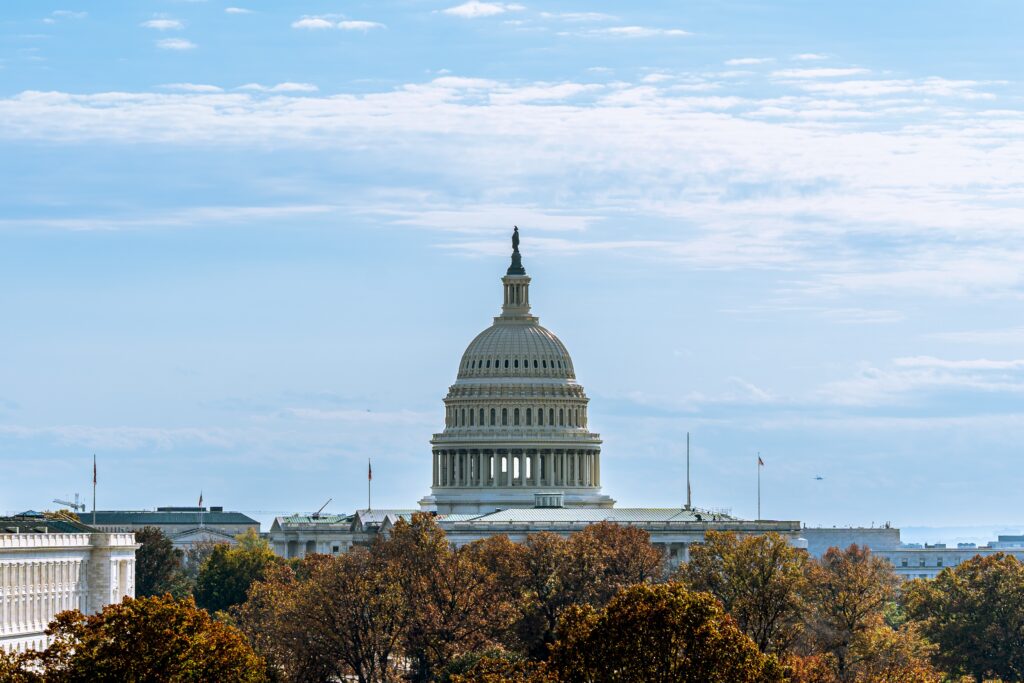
[757,452,761,521]
[685,432,691,510]
[368,458,372,512]
[92,453,97,526]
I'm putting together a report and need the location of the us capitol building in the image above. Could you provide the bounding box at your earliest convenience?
[271,230,909,565]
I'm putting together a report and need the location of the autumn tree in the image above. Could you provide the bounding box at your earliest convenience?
[195,528,282,614]
[679,530,808,654]
[802,545,900,681]
[547,582,787,682]
[11,595,266,682]
[135,526,189,598]
[903,553,1024,682]
[381,513,513,683]
[566,521,665,605]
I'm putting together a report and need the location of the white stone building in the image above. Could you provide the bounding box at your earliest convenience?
[90,506,258,553]
[271,230,803,564]
[0,513,138,653]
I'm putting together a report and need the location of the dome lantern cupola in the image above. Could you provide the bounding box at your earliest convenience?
[500,227,535,322]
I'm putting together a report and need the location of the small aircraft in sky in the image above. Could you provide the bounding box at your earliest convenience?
[814,475,825,481]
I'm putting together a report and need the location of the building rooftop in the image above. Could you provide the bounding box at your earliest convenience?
[0,514,96,534]
[90,508,258,526]
[461,507,739,524]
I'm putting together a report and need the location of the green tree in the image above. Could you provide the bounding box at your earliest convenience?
[11,595,266,682]
[903,553,1024,682]
[135,526,190,598]
[547,582,787,682]
[679,530,808,654]
[195,528,282,614]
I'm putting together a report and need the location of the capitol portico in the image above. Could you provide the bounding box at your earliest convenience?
[419,227,612,514]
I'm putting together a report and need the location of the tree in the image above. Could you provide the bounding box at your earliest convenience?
[903,553,1024,682]
[546,582,787,682]
[135,526,189,598]
[9,595,266,682]
[679,530,808,654]
[802,545,900,681]
[566,521,665,605]
[195,528,282,614]
[381,513,513,683]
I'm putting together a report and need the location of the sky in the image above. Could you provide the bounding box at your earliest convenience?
[1,1,1022,542]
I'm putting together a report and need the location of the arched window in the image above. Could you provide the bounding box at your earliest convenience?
[502,408,508,426]
[479,408,484,425]
[514,408,520,425]
[559,408,565,426]
[526,408,532,426]
[549,408,555,425]
[504,359,509,368]
[490,408,496,426]
[542,360,547,368]
[538,408,544,426]
[533,359,538,368]
[486,360,491,368]
[514,359,519,368]
[470,409,475,426]
[461,409,466,426]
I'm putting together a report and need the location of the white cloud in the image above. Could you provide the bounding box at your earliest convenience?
[156,38,196,50]
[587,26,691,38]
[726,57,774,66]
[932,327,1024,345]
[142,19,183,30]
[292,17,335,29]
[792,53,827,61]
[238,82,318,92]
[539,11,616,21]
[441,1,525,18]
[225,7,251,14]
[772,67,870,79]
[893,356,1024,371]
[160,83,223,92]
[49,10,87,20]
[338,21,385,31]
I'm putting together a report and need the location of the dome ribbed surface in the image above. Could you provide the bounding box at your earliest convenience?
[457,322,575,380]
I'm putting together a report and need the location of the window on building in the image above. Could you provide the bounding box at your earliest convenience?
[504,359,509,368]
[919,559,926,567]
[332,545,340,553]
[538,408,544,425]
[514,408,520,425]
[502,408,508,425]
[533,359,538,368]
[486,360,491,368]
[549,408,555,424]
[479,408,484,425]
[490,408,496,426]
[461,409,465,425]
[559,408,564,426]
[514,359,519,368]
[470,410,474,426]
[901,559,908,567]
[542,360,547,368]
[937,558,943,567]
[526,409,532,425]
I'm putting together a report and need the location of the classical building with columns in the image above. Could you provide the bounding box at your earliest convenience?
[270,230,807,565]
[0,512,138,653]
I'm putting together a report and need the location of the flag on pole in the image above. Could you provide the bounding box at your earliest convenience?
[368,459,373,481]
[198,491,203,507]
[93,454,97,484]
[758,455,765,467]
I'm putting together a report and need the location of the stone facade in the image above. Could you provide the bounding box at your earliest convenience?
[0,516,137,653]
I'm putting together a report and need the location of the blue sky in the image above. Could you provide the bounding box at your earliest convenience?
[2,1,1023,540]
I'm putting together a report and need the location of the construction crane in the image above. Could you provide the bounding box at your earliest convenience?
[311,498,332,519]
[53,493,86,512]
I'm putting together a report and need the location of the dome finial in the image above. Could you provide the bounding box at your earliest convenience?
[507,226,526,275]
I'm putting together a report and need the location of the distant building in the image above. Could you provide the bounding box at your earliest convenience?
[0,512,137,653]
[89,506,258,552]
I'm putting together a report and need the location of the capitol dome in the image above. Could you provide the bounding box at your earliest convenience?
[420,228,613,514]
